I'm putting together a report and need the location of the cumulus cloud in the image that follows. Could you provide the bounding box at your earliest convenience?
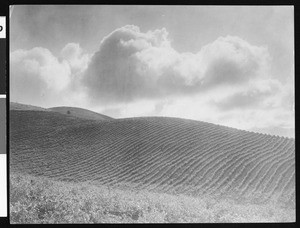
[60,43,90,75]
[82,25,173,103]
[10,47,71,106]
[212,78,283,111]
[82,25,271,104]
[10,44,90,107]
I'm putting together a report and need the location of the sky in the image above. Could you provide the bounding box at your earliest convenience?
[9,5,294,138]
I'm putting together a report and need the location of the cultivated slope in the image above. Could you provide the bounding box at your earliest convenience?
[10,108,295,205]
[49,106,113,121]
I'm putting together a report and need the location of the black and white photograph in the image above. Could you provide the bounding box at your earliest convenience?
[9,5,295,223]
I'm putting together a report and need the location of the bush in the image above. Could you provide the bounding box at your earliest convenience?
[10,173,295,223]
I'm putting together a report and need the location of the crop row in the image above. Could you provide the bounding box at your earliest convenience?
[10,110,295,203]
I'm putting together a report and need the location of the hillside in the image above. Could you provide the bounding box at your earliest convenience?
[10,102,113,121]
[49,106,113,121]
[10,102,50,111]
[10,107,295,207]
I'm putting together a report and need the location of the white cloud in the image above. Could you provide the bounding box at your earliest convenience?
[60,43,90,75]
[10,44,90,108]
[10,47,71,106]
[83,25,272,104]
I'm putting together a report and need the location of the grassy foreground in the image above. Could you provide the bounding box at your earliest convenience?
[10,173,295,223]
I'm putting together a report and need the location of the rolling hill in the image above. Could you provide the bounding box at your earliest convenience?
[10,102,50,111]
[48,106,113,121]
[10,104,295,207]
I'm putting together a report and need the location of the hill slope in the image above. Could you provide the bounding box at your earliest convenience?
[10,102,50,111]
[49,106,113,121]
[10,108,295,205]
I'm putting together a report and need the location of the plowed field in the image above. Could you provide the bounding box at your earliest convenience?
[10,108,295,206]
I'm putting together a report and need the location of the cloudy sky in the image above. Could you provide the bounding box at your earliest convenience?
[10,5,294,137]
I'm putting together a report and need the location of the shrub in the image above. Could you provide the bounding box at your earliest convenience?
[10,173,295,223]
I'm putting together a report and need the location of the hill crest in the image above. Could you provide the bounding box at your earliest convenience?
[49,106,113,121]
[10,102,50,111]
[10,102,113,121]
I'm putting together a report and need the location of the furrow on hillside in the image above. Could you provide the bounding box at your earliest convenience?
[252,142,294,194]
[268,162,295,197]
[159,132,257,194]
[199,133,273,194]
[185,134,262,193]
[10,110,295,204]
[232,137,292,191]
[132,128,238,189]
[207,136,288,195]
[246,137,293,190]
[279,170,295,197]
[162,129,242,190]
[239,140,295,196]
[160,133,254,193]
[99,122,205,183]
[261,159,295,195]
[107,122,220,186]
[109,129,210,185]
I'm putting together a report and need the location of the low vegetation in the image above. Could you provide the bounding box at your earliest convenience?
[10,173,295,223]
